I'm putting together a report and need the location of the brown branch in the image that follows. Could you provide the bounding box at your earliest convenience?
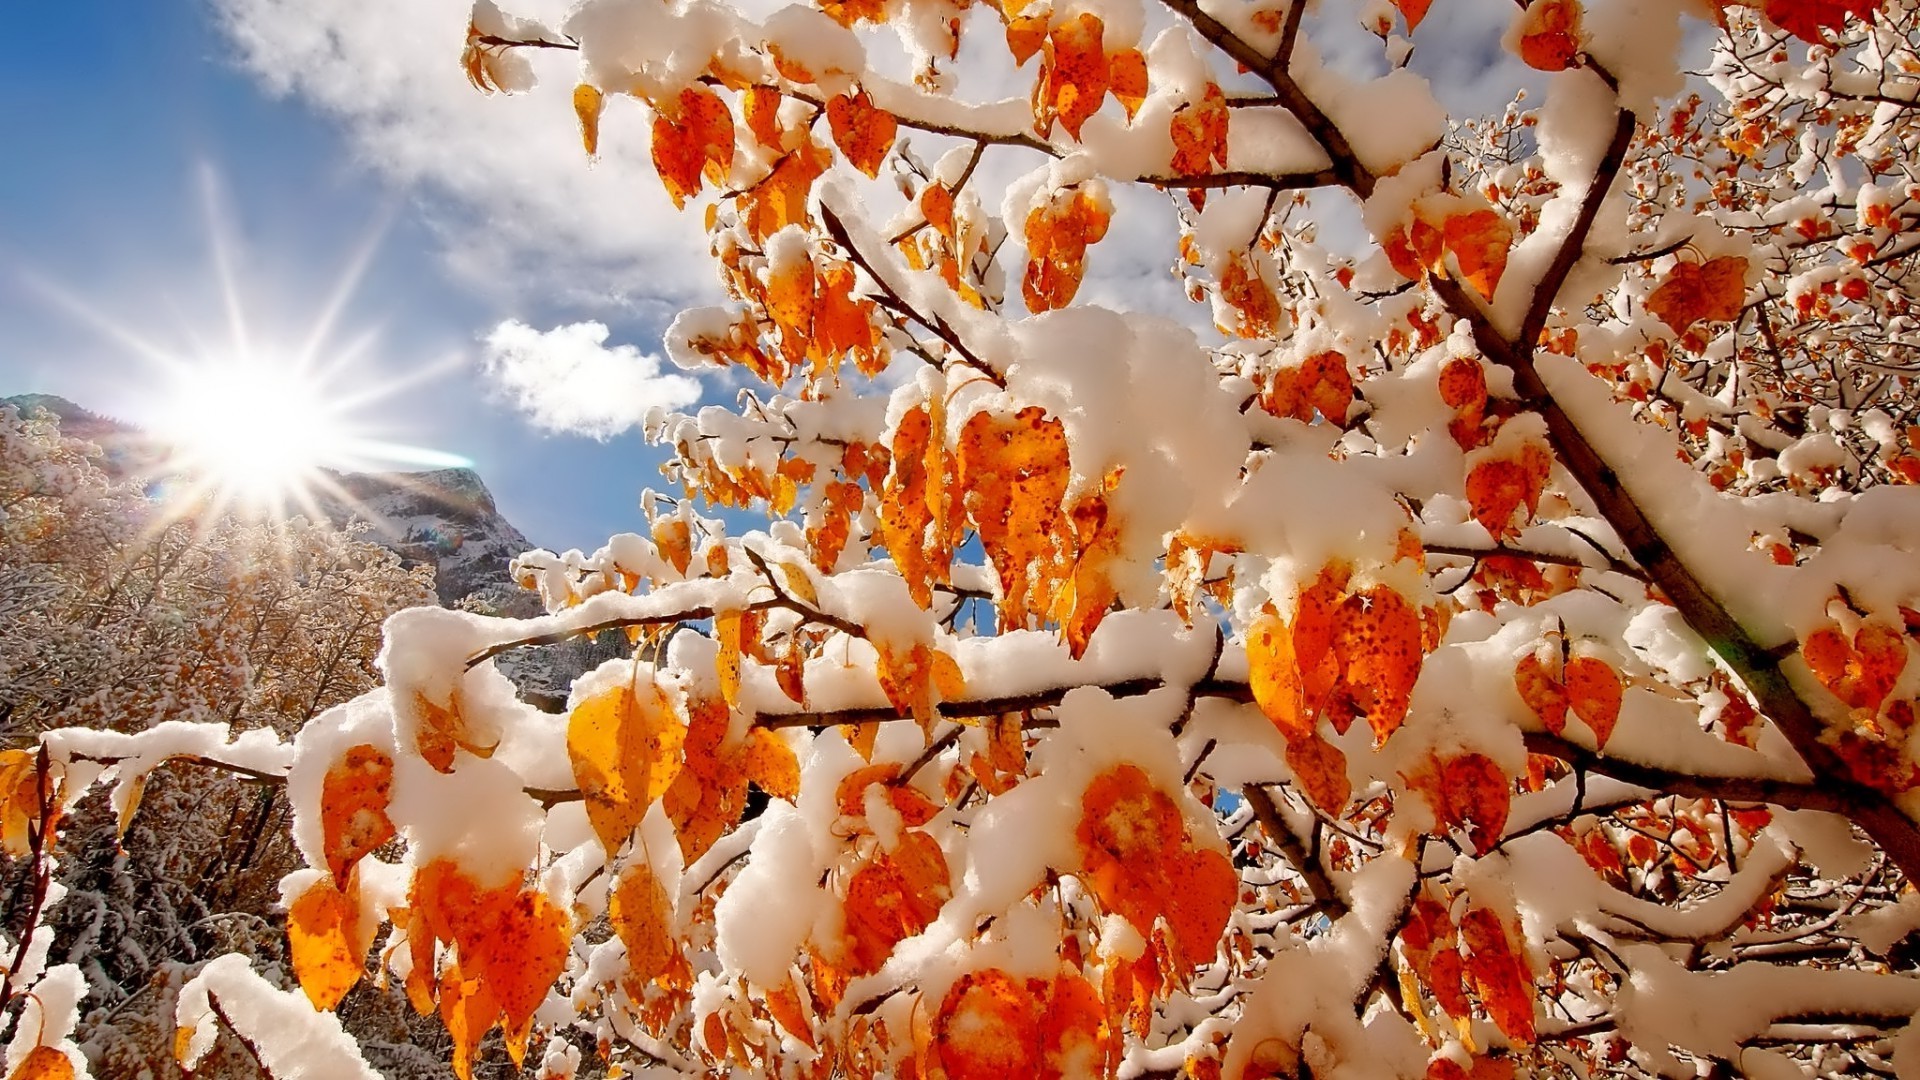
[756,675,1166,729]
[1243,783,1348,917]
[1154,0,1377,197]
[820,202,1006,387]
[1522,731,1853,815]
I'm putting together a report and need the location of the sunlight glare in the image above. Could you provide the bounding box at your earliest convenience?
[155,360,348,505]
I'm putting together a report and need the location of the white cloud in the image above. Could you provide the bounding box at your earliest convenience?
[210,0,717,312]
[480,319,700,438]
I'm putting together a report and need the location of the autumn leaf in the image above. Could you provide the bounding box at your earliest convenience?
[611,860,677,987]
[1108,48,1148,121]
[1516,0,1583,71]
[1006,13,1049,67]
[742,729,801,800]
[742,85,784,149]
[836,762,941,827]
[7,1048,75,1080]
[1334,585,1423,745]
[320,745,395,888]
[1287,731,1352,813]
[1804,622,1908,714]
[439,960,501,1080]
[288,876,365,1011]
[1023,187,1112,313]
[1646,256,1748,333]
[957,406,1072,629]
[1405,752,1511,855]
[933,969,1042,1078]
[1036,13,1110,139]
[567,677,687,855]
[1564,655,1623,747]
[1765,0,1882,42]
[1465,440,1552,540]
[573,83,604,157]
[1074,764,1235,971]
[842,829,951,975]
[651,84,736,209]
[1459,906,1535,1044]
[764,979,817,1049]
[413,688,496,774]
[826,87,898,178]
[1249,607,1309,743]
[714,609,746,709]
[1443,209,1512,300]
[0,748,42,858]
[1169,84,1229,177]
[1514,649,1569,735]
[1393,0,1434,31]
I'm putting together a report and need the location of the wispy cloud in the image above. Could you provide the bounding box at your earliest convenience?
[210,0,716,314]
[481,319,700,438]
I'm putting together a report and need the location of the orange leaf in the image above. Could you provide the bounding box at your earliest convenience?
[1286,731,1352,813]
[1465,441,1552,540]
[7,1048,73,1080]
[1107,48,1148,121]
[1023,187,1112,313]
[1394,0,1434,31]
[1514,650,1568,735]
[827,87,898,178]
[288,876,364,1011]
[715,610,746,708]
[1075,764,1234,971]
[1765,0,1881,42]
[1169,84,1229,177]
[1564,655,1622,747]
[934,969,1042,1078]
[573,83,604,157]
[1459,906,1535,1044]
[765,980,817,1049]
[611,860,677,987]
[1804,622,1908,713]
[746,138,831,242]
[320,745,395,889]
[957,407,1072,629]
[1443,209,1512,300]
[1405,753,1511,855]
[413,688,495,773]
[567,678,687,855]
[438,960,501,1080]
[651,84,736,209]
[653,516,693,576]
[1249,608,1309,742]
[1646,256,1748,334]
[1006,13,1049,67]
[1334,586,1423,745]
[1036,13,1110,139]
[1516,0,1583,71]
[842,830,951,975]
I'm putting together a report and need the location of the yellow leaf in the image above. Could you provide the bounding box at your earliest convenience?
[715,610,746,708]
[567,679,688,855]
[611,860,676,986]
[743,729,801,801]
[289,876,364,1011]
[320,745,396,888]
[7,1048,74,1080]
[574,83,604,157]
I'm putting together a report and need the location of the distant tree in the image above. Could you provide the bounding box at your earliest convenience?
[0,405,434,1075]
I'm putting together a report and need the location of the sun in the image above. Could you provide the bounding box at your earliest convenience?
[152,359,352,508]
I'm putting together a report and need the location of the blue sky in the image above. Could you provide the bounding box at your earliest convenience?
[0,1,702,553]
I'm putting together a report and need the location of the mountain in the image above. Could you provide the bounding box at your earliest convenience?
[318,467,539,612]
